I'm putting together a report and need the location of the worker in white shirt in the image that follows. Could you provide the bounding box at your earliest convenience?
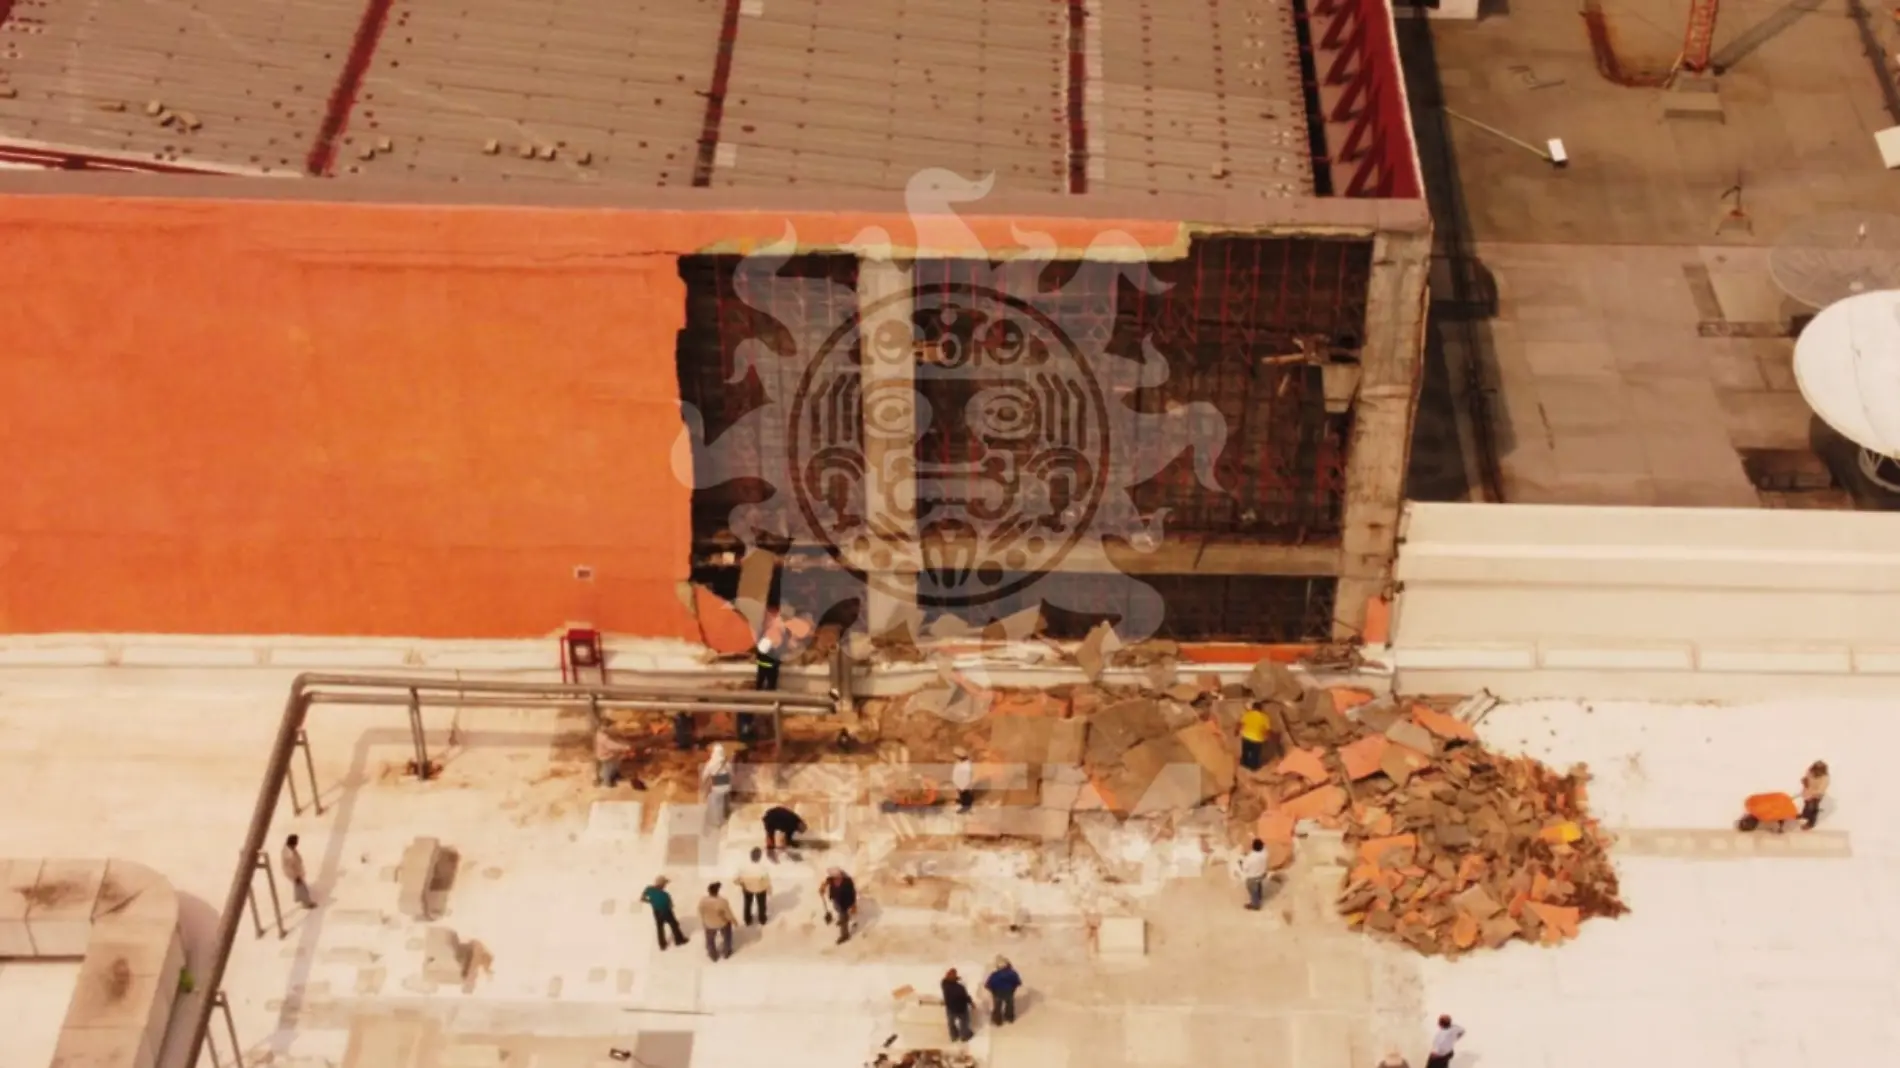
[736,847,772,925]
[1238,838,1270,910]
[1425,1015,1465,1068]
[951,748,976,813]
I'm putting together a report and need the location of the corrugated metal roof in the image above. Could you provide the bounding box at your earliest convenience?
[343,0,727,186]
[0,0,1317,195]
[715,0,1071,193]
[0,0,364,175]
[1094,0,1313,198]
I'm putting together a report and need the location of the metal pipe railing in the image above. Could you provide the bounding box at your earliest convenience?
[184,671,834,1068]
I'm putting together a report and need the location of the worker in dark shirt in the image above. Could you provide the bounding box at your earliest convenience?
[941,968,975,1043]
[742,639,780,745]
[673,712,694,751]
[763,805,807,861]
[823,867,857,944]
[638,875,688,951]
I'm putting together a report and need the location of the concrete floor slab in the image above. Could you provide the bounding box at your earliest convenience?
[16,666,1899,1068]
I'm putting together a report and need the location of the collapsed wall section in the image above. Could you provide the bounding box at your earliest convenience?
[675,234,1377,643]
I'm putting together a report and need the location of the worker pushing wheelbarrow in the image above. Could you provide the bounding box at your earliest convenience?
[1735,760,1830,832]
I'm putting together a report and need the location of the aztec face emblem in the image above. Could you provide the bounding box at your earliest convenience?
[673,169,1229,640]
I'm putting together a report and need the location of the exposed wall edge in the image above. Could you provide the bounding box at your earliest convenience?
[0,634,1393,696]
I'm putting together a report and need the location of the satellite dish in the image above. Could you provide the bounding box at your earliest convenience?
[1769,212,1900,309]
[1793,289,1900,460]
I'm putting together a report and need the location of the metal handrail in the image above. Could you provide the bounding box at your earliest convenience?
[185,672,833,1068]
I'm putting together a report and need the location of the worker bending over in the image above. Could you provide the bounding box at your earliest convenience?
[763,805,806,860]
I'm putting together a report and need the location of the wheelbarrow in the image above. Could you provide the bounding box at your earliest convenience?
[1736,792,1802,833]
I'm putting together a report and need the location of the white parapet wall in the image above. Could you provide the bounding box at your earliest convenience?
[1390,502,1900,700]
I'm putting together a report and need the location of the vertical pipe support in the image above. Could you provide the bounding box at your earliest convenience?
[296,728,322,816]
[407,688,431,780]
[253,851,286,940]
[214,989,242,1068]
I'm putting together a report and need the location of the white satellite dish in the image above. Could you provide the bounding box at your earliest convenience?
[1769,212,1900,309]
[1793,289,1900,460]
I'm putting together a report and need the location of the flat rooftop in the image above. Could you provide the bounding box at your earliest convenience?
[0,664,1893,1068]
[0,0,1321,196]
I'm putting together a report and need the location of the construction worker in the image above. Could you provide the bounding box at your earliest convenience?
[701,745,734,829]
[699,882,737,961]
[822,867,857,944]
[1425,1015,1465,1068]
[1238,838,1270,910]
[737,848,772,925]
[281,834,316,909]
[1800,760,1830,830]
[1239,704,1274,771]
[941,968,975,1043]
[951,748,976,813]
[983,956,1022,1026]
[763,805,806,860]
[673,711,695,751]
[595,724,633,788]
[742,638,780,744]
[639,875,688,951]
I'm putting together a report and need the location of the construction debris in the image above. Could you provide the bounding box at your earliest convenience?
[1249,693,1625,957]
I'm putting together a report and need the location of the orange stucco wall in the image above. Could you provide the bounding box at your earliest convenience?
[0,193,1187,638]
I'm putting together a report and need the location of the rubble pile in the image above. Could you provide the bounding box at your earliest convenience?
[1243,662,1627,956]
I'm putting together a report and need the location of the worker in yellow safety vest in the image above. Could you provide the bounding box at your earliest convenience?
[1239,705,1274,771]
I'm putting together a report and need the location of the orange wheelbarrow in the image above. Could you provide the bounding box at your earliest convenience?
[1736,792,1801,833]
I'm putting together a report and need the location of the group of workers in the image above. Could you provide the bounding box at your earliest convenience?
[939,958,1024,1043]
[639,838,860,961]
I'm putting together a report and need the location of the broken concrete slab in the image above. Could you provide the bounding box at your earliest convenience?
[1411,704,1478,743]
[990,716,1056,763]
[1047,718,1088,766]
[1276,746,1329,785]
[1174,720,1235,793]
[1075,622,1118,682]
[733,548,779,634]
[1039,780,1084,812]
[1244,659,1303,702]
[1384,718,1437,757]
[1143,659,1179,691]
[1085,698,1172,765]
[1157,699,1200,729]
[1339,735,1389,780]
[1280,784,1347,821]
[1452,884,1502,920]
[1130,763,1216,816]
[1097,732,1193,813]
